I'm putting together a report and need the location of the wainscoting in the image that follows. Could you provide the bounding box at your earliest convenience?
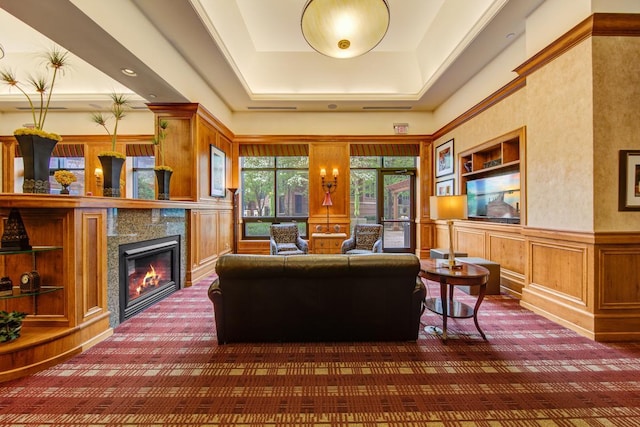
[430,220,640,341]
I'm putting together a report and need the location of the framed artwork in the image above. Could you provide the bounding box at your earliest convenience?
[619,150,640,211]
[210,145,226,197]
[435,139,454,177]
[436,178,455,196]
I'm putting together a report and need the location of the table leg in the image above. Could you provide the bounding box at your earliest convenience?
[472,283,487,340]
[440,278,448,342]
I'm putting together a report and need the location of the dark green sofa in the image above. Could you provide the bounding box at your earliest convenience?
[208,253,426,344]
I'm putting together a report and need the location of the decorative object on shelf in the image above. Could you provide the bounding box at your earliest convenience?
[618,150,640,211]
[53,170,77,195]
[0,208,31,251]
[153,119,173,200]
[301,0,390,59]
[320,167,338,233]
[0,310,27,343]
[429,195,468,269]
[463,161,472,173]
[1,47,70,194]
[92,93,129,197]
[0,276,12,297]
[435,139,454,177]
[210,145,226,197]
[20,270,41,293]
[483,158,502,169]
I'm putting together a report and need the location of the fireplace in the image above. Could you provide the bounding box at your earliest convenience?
[119,236,180,322]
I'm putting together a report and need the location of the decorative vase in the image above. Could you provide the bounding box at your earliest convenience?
[155,169,172,200]
[60,184,70,195]
[98,155,125,197]
[14,134,58,194]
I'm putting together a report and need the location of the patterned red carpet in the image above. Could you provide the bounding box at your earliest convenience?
[1,276,640,426]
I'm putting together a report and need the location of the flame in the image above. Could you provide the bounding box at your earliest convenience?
[136,264,161,296]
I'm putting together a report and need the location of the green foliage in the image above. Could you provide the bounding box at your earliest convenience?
[0,310,28,343]
[152,119,171,170]
[0,47,69,135]
[92,93,129,156]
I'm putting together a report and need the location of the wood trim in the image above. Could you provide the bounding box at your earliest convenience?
[515,13,640,78]
[233,134,432,144]
[433,77,526,141]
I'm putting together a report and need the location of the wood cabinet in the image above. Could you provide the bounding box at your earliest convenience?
[312,233,346,254]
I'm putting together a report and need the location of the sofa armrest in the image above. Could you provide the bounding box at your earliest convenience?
[372,239,383,253]
[269,237,278,255]
[208,278,226,344]
[341,237,356,253]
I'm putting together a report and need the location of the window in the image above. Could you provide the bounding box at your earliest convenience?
[126,144,156,199]
[131,156,155,199]
[49,157,85,195]
[241,155,309,239]
[350,156,416,223]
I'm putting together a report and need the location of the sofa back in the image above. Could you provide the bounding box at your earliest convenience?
[209,254,425,343]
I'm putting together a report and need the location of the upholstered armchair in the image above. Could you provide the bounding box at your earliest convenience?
[341,224,383,254]
[270,223,309,255]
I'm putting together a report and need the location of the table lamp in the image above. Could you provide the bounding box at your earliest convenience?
[430,195,468,269]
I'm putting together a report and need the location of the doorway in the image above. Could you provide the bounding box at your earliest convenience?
[378,169,416,253]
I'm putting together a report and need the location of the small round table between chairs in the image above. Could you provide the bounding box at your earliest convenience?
[419,258,490,342]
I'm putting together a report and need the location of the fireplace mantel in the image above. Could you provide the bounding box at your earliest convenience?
[1,194,229,382]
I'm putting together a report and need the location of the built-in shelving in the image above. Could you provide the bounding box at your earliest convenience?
[458,127,526,225]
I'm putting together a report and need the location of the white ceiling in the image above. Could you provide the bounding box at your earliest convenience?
[0,0,544,114]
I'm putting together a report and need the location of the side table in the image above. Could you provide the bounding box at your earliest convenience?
[419,258,489,342]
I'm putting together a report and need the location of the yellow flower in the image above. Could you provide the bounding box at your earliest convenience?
[53,170,77,186]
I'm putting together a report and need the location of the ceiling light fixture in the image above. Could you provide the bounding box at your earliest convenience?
[121,68,137,77]
[301,0,389,59]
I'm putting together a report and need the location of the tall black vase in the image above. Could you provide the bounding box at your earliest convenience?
[98,155,125,197]
[14,134,58,194]
[155,169,172,200]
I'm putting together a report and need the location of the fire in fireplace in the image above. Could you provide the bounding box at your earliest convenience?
[119,236,180,322]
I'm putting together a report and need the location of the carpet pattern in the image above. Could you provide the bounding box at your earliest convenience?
[1,276,640,426]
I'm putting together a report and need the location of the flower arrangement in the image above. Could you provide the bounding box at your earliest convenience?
[53,170,77,186]
[92,93,129,159]
[152,119,173,172]
[0,47,69,141]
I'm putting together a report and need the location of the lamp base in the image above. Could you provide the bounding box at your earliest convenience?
[435,259,464,270]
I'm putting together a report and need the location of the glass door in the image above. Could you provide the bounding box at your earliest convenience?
[378,170,415,253]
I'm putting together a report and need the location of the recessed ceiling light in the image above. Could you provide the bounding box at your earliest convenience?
[506,32,516,39]
[121,68,137,77]
[148,94,157,99]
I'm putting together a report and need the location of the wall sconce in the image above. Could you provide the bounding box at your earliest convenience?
[95,167,103,187]
[321,168,338,193]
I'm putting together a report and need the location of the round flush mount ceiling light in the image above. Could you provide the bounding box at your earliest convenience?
[301,0,389,59]
[121,68,137,77]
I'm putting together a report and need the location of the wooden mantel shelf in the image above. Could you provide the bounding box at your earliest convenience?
[0,194,224,210]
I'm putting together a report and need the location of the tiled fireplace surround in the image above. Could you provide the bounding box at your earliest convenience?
[106,208,187,327]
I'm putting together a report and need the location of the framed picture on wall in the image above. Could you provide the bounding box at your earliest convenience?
[210,145,226,197]
[435,139,454,177]
[619,150,640,211]
[436,178,455,196]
